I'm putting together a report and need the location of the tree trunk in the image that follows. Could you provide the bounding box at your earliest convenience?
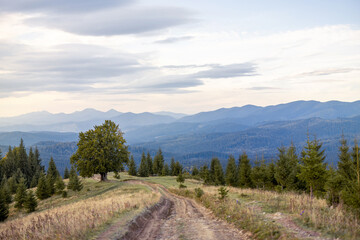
[100,172,108,181]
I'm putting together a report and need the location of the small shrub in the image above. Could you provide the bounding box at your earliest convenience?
[195,188,204,198]
[62,191,68,198]
[179,184,187,189]
[218,186,229,200]
[114,171,121,179]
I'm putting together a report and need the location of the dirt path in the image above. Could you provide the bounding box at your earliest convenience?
[118,181,249,240]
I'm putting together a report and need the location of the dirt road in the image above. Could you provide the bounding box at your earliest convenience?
[119,181,248,240]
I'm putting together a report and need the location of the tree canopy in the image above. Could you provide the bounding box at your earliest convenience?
[70,120,128,181]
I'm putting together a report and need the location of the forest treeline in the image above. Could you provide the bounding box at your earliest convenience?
[0,139,82,221]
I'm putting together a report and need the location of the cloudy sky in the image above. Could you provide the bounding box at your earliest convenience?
[0,0,359,117]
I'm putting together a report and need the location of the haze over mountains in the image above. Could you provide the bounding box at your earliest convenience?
[1,100,360,173]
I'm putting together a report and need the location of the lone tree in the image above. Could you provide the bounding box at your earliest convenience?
[71,120,128,181]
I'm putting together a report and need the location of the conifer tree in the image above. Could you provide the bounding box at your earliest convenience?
[63,167,70,179]
[68,166,83,191]
[16,139,30,185]
[138,152,149,177]
[170,157,176,176]
[128,155,137,176]
[162,163,170,176]
[298,136,327,198]
[225,155,237,186]
[173,161,183,176]
[30,171,40,188]
[146,152,153,175]
[55,176,65,194]
[325,166,342,206]
[274,145,299,190]
[176,173,185,188]
[24,190,37,213]
[210,158,225,185]
[7,176,17,194]
[251,158,267,189]
[153,149,164,175]
[237,152,252,188]
[199,165,210,184]
[192,166,199,176]
[266,160,277,190]
[14,178,27,209]
[46,157,60,195]
[1,184,12,204]
[0,190,9,222]
[36,172,50,200]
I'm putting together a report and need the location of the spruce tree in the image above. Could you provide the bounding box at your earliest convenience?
[0,190,9,222]
[337,136,354,182]
[153,149,164,176]
[30,171,40,188]
[325,166,342,206]
[266,160,277,190]
[274,145,299,190]
[210,158,225,185]
[162,163,170,176]
[68,166,83,191]
[1,184,12,204]
[225,155,237,186]
[55,176,65,194]
[237,152,252,188]
[36,172,50,200]
[46,157,59,195]
[147,152,153,175]
[24,190,37,213]
[298,136,327,198]
[192,167,199,176]
[16,139,30,185]
[170,157,176,176]
[199,165,210,184]
[176,173,185,188]
[14,178,27,209]
[251,158,267,189]
[138,152,149,177]
[63,167,70,179]
[7,176,17,194]
[128,155,137,176]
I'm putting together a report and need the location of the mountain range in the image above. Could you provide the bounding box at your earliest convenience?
[1,100,360,174]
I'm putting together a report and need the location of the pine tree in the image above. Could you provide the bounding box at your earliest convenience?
[14,178,27,209]
[266,160,277,190]
[7,176,17,194]
[16,139,30,186]
[63,167,70,179]
[36,172,50,200]
[0,190,9,222]
[298,136,328,198]
[138,152,149,177]
[251,158,267,189]
[199,165,210,184]
[128,155,137,176]
[225,155,237,186]
[237,152,252,188]
[24,190,37,213]
[1,184,12,204]
[55,176,65,194]
[274,145,299,190]
[337,136,354,182]
[68,166,83,191]
[147,152,153,175]
[30,171,40,188]
[176,173,185,188]
[325,166,342,206]
[173,161,183,176]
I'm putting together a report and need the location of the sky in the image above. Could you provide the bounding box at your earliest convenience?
[0,0,359,117]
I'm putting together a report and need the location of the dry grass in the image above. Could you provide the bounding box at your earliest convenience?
[0,183,160,240]
[173,185,360,239]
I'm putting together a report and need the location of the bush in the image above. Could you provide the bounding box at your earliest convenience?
[218,186,229,200]
[62,191,68,198]
[179,184,187,189]
[194,188,204,198]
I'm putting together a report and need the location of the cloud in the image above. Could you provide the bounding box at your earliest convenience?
[194,63,257,79]
[154,36,193,44]
[246,87,279,91]
[295,68,358,77]
[0,0,196,36]
[0,0,133,13]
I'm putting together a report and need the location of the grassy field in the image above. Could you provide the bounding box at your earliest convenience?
[0,176,161,240]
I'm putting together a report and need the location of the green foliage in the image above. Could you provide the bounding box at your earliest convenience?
[237,152,252,188]
[162,163,170,176]
[63,167,70,179]
[176,173,185,188]
[325,166,342,207]
[225,155,237,186]
[62,190,68,198]
[55,176,65,194]
[46,157,59,195]
[153,148,164,175]
[194,187,204,198]
[298,136,328,198]
[114,170,121,179]
[68,166,83,192]
[146,152,153,175]
[138,152,149,177]
[218,186,229,200]
[275,144,299,190]
[128,155,137,176]
[251,158,268,189]
[0,190,9,222]
[1,184,12,204]
[209,157,225,185]
[36,172,50,200]
[14,178,27,209]
[71,120,128,181]
[24,190,37,213]
[191,166,199,176]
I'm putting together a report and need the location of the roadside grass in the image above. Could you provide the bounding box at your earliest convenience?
[1,177,161,240]
[171,185,360,240]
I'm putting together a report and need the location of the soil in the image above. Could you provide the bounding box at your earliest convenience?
[98,180,249,240]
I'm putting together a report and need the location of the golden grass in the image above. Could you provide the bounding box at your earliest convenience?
[0,183,160,240]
